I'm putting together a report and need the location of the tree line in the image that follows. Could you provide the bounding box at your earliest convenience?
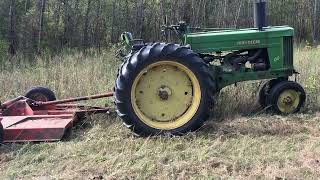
[0,0,319,56]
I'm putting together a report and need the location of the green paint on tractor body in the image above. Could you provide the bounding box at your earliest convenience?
[120,25,296,92]
[183,26,295,90]
[115,1,307,135]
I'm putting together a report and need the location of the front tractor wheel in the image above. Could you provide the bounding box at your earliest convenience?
[258,78,287,108]
[115,43,215,136]
[268,81,306,114]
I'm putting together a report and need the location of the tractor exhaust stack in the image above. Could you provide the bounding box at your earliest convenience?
[254,0,267,30]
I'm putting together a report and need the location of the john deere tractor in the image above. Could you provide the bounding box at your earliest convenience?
[115,0,306,136]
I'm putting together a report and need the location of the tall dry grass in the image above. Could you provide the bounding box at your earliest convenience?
[0,47,319,179]
[1,47,319,118]
[0,49,119,106]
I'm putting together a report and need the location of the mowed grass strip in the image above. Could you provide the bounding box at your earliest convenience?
[0,47,319,179]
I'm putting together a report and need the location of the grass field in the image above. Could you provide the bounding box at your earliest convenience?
[0,47,319,179]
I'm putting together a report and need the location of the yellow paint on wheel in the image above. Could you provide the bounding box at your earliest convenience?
[277,89,300,113]
[131,61,201,130]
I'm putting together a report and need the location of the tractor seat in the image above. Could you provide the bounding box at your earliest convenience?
[121,32,144,46]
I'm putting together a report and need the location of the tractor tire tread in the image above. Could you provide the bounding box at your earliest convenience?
[114,43,215,136]
[268,81,306,114]
[25,86,56,101]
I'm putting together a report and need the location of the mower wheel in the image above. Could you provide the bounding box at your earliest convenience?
[258,79,286,107]
[115,43,215,136]
[25,87,57,102]
[268,81,306,114]
[0,122,3,144]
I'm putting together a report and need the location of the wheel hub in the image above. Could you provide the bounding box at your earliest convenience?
[29,93,48,102]
[283,96,293,105]
[131,61,202,130]
[158,86,172,101]
[277,89,300,113]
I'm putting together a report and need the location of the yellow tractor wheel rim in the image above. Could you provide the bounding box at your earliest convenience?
[277,89,300,113]
[131,61,201,130]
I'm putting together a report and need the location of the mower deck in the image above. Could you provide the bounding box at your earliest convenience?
[0,93,113,143]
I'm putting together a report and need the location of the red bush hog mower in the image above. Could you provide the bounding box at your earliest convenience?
[0,87,112,143]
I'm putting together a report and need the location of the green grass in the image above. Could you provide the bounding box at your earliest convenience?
[0,48,320,179]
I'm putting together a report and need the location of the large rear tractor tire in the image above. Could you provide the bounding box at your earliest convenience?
[115,43,215,136]
[268,81,306,114]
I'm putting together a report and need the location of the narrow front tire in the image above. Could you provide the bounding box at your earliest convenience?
[268,81,306,114]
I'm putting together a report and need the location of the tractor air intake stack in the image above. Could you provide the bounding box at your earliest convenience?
[254,0,267,31]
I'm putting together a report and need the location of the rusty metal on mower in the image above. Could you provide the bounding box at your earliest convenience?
[0,90,113,143]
